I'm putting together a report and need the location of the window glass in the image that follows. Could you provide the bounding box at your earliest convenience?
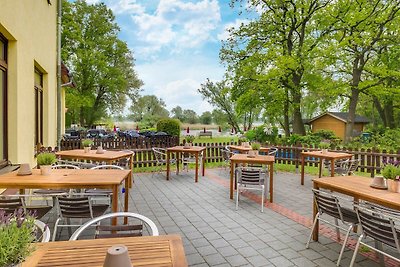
[0,41,4,60]
[34,69,43,146]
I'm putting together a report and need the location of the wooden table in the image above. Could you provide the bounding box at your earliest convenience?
[56,149,134,187]
[166,146,206,182]
[0,169,130,224]
[229,154,275,202]
[22,235,188,267]
[229,145,270,154]
[300,151,353,185]
[312,175,400,241]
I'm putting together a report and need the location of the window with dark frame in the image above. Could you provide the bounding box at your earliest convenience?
[34,68,43,147]
[0,34,7,160]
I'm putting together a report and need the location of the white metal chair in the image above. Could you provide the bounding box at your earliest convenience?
[182,150,204,172]
[52,194,109,241]
[0,195,52,219]
[235,167,267,212]
[220,148,233,170]
[34,164,80,205]
[69,212,159,240]
[350,204,400,266]
[34,219,51,242]
[306,189,359,266]
[87,165,124,205]
[152,147,176,176]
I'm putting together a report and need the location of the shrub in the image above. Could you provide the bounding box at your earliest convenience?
[184,135,195,143]
[0,210,36,266]
[156,119,180,136]
[382,165,400,180]
[81,139,93,147]
[251,143,261,150]
[36,153,56,166]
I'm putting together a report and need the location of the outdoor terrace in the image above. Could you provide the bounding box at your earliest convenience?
[37,167,398,267]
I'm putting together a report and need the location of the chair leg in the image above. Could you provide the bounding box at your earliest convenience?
[306,214,319,248]
[67,218,72,237]
[334,218,341,241]
[52,218,61,241]
[349,234,363,267]
[337,224,353,266]
[261,185,264,213]
[236,184,239,211]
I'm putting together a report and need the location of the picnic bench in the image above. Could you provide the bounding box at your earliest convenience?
[198,131,212,138]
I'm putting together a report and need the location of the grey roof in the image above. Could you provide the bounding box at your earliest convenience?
[308,112,370,124]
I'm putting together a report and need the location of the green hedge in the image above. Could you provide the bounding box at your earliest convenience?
[156,119,180,136]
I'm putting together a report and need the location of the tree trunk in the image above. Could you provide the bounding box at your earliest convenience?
[373,96,387,127]
[291,89,306,135]
[345,87,360,142]
[384,99,395,128]
[283,88,290,136]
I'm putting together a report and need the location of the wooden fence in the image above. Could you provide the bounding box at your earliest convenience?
[60,138,400,177]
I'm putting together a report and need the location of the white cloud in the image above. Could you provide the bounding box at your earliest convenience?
[109,0,145,15]
[130,0,221,55]
[85,0,101,4]
[218,19,249,41]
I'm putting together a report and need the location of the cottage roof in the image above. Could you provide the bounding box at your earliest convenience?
[307,112,370,124]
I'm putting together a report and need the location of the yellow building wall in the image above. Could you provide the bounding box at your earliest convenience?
[0,0,57,165]
[311,115,346,140]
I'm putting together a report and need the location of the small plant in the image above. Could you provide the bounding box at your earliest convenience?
[319,140,331,149]
[36,152,56,166]
[81,139,93,147]
[238,136,248,143]
[381,164,400,180]
[0,210,36,266]
[251,143,261,151]
[184,135,195,144]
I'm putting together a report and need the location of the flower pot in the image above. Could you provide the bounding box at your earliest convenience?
[40,165,52,176]
[387,179,399,193]
[96,146,104,154]
[321,149,328,154]
[242,142,250,148]
[103,245,132,267]
[83,147,91,153]
[248,150,258,158]
[183,142,192,149]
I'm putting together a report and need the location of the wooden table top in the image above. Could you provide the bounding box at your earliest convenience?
[22,235,188,267]
[230,153,275,164]
[56,149,134,161]
[301,151,353,160]
[229,145,269,152]
[313,175,400,210]
[167,146,206,153]
[0,169,131,189]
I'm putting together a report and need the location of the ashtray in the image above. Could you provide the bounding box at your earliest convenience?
[17,163,32,176]
[247,155,256,158]
[370,184,388,190]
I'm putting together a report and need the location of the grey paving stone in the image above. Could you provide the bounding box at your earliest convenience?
[203,253,227,265]
[225,254,249,266]
[291,257,317,267]
[237,246,259,257]
[186,252,205,265]
[246,255,272,267]
[217,246,238,257]
[269,256,295,267]
[196,245,218,256]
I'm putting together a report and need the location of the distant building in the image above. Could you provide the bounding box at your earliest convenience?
[306,112,370,140]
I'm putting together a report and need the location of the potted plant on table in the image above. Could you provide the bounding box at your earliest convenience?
[183,135,195,149]
[248,143,261,158]
[36,152,56,175]
[0,210,37,266]
[82,139,93,153]
[382,164,400,192]
[319,140,330,154]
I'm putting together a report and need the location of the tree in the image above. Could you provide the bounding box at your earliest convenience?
[129,95,169,122]
[212,109,229,126]
[199,111,213,124]
[171,106,184,122]
[182,109,199,124]
[327,0,400,141]
[198,79,240,132]
[222,0,337,135]
[62,0,142,126]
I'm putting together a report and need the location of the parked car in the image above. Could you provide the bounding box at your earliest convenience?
[155,131,169,136]
[86,129,107,138]
[125,130,141,138]
[139,131,156,138]
[63,129,81,140]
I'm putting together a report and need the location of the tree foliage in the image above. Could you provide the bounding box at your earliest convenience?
[62,0,142,126]
[129,95,169,125]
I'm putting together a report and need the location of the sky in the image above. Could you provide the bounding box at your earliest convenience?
[84,0,254,115]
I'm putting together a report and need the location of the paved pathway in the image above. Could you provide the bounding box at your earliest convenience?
[42,167,398,266]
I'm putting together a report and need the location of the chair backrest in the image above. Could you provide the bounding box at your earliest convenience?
[51,164,80,169]
[34,219,51,242]
[346,159,360,175]
[0,197,24,215]
[152,148,167,163]
[57,196,93,219]
[90,165,124,170]
[355,204,400,251]
[236,167,264,186]
[69,212,159,240]
[268,147,278,156]
[312,189,344,222]
[221,148,232,161]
